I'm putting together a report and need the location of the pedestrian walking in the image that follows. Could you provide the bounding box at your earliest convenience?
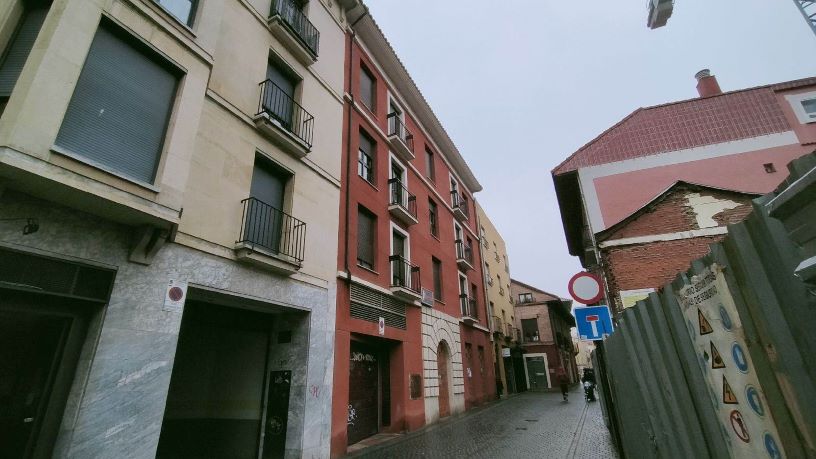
[557,368,569,401]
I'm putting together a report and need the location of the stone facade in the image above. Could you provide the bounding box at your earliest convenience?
[421,308,466,424]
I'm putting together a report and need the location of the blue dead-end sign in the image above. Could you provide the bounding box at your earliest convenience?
[574,305,614,341]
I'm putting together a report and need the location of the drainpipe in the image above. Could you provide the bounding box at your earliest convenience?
[342,5,369,280]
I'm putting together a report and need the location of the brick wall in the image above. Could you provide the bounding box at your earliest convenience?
[599,186,757,314]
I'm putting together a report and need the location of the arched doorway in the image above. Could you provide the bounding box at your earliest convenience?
[437,341,451,418]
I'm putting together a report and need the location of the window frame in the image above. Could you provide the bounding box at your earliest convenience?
[425,147,435,182]
[356,206,377,270]
[357,129,376,184]
[519,293,533,303]
[359,63,376,113]
[432,256,443,301]
[53,19,183,187]
[784,91,816,124]
[428,198,439,237]
[154,0,199,27]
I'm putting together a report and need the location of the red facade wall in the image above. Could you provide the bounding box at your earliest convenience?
[332,31,491,457]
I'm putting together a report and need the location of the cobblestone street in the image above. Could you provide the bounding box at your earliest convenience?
[350,388,618,459]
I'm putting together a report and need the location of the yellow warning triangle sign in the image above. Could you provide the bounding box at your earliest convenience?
[723,375,738,404]
[711,342,725,369]
[699,309,713,335]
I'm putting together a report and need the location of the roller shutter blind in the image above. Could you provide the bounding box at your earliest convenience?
[55,25,179,184]
[0,8,48,97]
[356,207,375,268]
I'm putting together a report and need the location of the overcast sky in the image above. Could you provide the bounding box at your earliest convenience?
[364,0,816,298]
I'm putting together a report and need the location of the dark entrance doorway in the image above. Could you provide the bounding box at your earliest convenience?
[437,341,451,418]
[157,301,277,459]
[0,293,93,459]
[347,341,379,445]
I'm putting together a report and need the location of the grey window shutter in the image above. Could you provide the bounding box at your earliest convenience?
[359,130,374,155]
[55,25,179,184]
[357,208,374,265]
[0,8,48,97]
[359,67,374,109]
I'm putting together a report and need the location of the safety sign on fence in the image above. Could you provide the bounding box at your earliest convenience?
[677,263,785,458]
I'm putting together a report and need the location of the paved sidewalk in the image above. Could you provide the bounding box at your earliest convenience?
[350,388,618,458]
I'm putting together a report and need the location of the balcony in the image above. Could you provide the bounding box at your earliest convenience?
[387,113,414,161]
[460,294,478,325]
[389,255,421,301]
[451,191,469,222]
[268,0,320,65]
[455,239,474,271]
[387,178,418,225]
[492,316,504,335]
[253,80,314,158]
[235,197,306,275]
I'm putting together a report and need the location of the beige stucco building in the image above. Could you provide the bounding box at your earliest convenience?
[0,0,351,457]
[475,202,519,396]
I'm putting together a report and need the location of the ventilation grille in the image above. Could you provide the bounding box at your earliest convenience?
[0,248,115,302]
[350,283,406,330]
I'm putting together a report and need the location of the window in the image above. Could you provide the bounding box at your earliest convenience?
[785,92,816,124]
[425,147,435,181]
[358,130,375,184]
[0,5,49,113]
[391,227,408,286]
[55,23,180,184]
[263,59,299,129]
[803,98,816,119]
[519,293,533,303]
[356,206,376,269]
[359,64,376,112]
[428,199,438,236]
[243,158,291,251]
[432,257,443,300]
[521,318,540,342]
[155,0,197,26]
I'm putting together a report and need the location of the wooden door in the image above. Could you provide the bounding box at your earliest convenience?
[437,342,450,418]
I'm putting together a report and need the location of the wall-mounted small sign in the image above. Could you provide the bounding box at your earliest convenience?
[501,347,511,358]
[378,317,385,336]
[163,280,187,312]
[410,374,422,399]
[421,288,434,306]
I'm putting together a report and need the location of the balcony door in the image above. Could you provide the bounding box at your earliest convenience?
[247,159,290,253]
[391,230,407,287]
[390,160,406,207]
[265,61,297,129]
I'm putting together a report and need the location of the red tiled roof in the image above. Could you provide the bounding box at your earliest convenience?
[552,77,816,175]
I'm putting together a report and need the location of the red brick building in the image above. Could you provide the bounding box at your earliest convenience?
[330,6,494,456]
[510,279,578,389]
[553,71,816,314]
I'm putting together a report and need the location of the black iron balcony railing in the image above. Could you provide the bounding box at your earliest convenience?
[459,294,478,319]
[237,197,306,264]
[388,178,417,219]
[455,239,473,264]
[257,79,315,148]
[389,255,420,293]
[271,0,320,56]
[450,191,470,219]
[387,113,414,150]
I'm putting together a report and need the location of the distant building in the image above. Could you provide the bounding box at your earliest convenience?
[553,71,816,315]
[476,202,518,397]
[510,279,578,389]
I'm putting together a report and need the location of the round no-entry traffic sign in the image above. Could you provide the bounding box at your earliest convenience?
[568,272,604,305]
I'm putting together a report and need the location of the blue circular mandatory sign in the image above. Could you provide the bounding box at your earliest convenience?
[746,385,765,417]
[732,342,750,374]
[764,432,783,459]
[719,304,733,331]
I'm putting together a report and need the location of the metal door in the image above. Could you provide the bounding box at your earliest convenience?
[347,342,379,445]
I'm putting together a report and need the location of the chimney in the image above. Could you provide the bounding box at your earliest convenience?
[695,69,722,98]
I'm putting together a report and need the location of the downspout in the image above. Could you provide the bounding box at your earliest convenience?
[343,6,369,280]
